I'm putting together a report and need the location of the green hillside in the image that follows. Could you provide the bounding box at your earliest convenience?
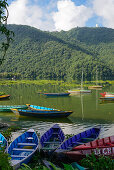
[0,25,114,81]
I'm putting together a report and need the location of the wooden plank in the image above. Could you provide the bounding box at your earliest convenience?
[11,155,27,158]
[43,141,61,144]
[17,143,36,146]
[13,148,34,151]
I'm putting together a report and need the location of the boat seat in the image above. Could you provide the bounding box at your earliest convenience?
[26,137,33,140]
[17,143,36,146]
[42,147,54,150]
[82,138,95,140]
[13,148,34,152]
[43,141,61,144]
[67,147,73,149]
[76,141,85,145]
[11,155,27,158]
[52,132,59,135]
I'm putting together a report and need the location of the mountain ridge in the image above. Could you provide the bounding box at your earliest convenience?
[0,24,114,81]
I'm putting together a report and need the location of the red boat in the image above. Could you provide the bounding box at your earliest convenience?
[64,136,114,162]
[100,92,114,97]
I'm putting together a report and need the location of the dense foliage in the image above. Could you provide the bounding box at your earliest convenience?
[0,25,114,81]
[0,0,14,65]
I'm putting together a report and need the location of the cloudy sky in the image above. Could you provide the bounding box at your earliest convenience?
[7,0,114,31]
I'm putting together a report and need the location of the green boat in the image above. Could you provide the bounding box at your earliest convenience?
[0,105,28,112]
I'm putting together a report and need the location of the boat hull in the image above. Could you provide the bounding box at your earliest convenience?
[0,133,8,151]
[0,95,10,100]
[40,124,65,154]
[88,86,102,89]
[43,93,70,96]
[52,126,101,162]
[65,136,114,162]
[16,109,72,118]
[7,129,39,169]
[0,105,28,112]
[68,90,91,94]
[100,97,114,101]
[55,125,101,153]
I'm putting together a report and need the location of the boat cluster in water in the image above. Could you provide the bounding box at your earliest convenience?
[0,124,114,169]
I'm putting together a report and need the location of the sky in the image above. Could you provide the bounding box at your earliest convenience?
[7,0,114,31]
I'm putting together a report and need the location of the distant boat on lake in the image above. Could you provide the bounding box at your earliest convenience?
[68,68,91,94]
[43,92,70,96]
[0,94,10,100]
[100,97,114,101]
[88,66,102,89]
[100,92,114,97]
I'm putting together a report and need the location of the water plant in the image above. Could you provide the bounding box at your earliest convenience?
[80,152,114,170]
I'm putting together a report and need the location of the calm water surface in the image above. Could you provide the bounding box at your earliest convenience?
[0,84,114,139]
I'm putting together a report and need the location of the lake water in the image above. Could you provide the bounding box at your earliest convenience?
[0,83,114,139]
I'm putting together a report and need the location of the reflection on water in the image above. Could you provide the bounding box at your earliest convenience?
[0,84,114,139]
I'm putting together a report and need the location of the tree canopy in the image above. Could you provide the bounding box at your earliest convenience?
[0,25,114,81]
[0,0,14,65]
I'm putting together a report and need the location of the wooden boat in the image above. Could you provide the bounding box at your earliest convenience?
[0,133,8,151]
[54,126,101,153]
[26,104,57,111]
[100,92,114,97]
[88,85,102,89]
[68,89,91,94]
[0,105,28,112]
[7,129,39,169]
[64,135,114,162]
[40,124,65,153]
[11,108,73,118]
[100,97,114,101]
[0,94,10,100]
[43,92,70,96]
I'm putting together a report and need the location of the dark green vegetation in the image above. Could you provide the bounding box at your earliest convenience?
[0,25,114,81]
[0,0,14,65]
[80,153,114,170]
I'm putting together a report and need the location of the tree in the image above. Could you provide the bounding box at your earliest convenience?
[0,0,14,65]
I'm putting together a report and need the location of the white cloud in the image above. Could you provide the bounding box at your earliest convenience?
[52,0,93,31]
[7,0,55,31]
[7,0,114,31]
[93,0,114,28]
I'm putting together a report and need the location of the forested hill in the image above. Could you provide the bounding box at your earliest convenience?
[0,24,114,81]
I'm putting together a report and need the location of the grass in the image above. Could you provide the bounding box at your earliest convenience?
[0,79,113,87]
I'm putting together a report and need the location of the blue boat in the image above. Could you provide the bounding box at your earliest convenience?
[7,129,39,169]
[26,104,57,111]
[40,124,65,153]
[0,133,8,151]
[43,93,70,96]
[100,97,114,101]
[11,109,73,118]
[0,105,28,112]
[54,126,101,153]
